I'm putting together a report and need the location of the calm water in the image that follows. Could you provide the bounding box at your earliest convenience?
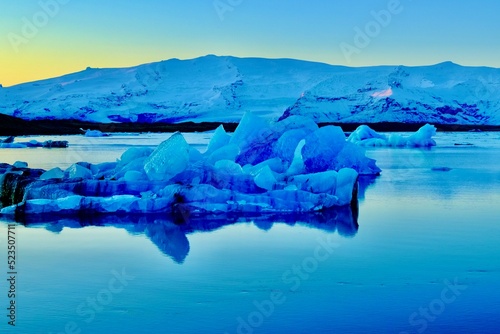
[0,132,499,334]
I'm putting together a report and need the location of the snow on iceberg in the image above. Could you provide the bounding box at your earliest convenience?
[0,113,381,218]
[348,124,437,147]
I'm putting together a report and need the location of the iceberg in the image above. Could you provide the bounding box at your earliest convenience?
[82,129,109,137]
[348,124,437,147]
[143,132,191,181]
[40,168,65,180]
[0,113,381,218]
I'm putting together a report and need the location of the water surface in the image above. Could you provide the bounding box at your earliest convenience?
[0,132,499,334]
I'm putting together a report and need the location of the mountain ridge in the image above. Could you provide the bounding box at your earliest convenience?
[1,55,499,126]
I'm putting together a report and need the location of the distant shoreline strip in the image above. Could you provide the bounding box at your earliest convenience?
[1,114,498,136]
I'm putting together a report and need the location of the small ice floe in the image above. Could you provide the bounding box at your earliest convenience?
[81,128,110,137]
[13,161,28,168]
[0,113,383,217]
[348,124,437,147]
[40,168,65,180]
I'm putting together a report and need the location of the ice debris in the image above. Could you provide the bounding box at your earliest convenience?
[348,124,437,147]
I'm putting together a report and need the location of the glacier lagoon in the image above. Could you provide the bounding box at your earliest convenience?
[0,131,499,333]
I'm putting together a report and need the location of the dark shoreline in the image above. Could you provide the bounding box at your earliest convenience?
[1,114,499,136]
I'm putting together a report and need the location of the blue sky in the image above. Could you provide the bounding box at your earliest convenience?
[1,0,500,86]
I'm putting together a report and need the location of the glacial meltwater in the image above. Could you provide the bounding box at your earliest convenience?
[0,131,499,334]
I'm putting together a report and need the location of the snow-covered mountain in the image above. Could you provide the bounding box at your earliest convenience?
[1,55,499,125]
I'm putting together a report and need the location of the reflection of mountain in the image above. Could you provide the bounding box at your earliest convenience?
[7,206,358,264]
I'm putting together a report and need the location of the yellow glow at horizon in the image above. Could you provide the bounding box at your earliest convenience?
[0,35,202,87]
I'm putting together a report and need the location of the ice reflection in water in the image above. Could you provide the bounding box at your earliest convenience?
[8,205,359,264]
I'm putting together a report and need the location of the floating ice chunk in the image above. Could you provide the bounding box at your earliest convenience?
[406,124,437,147]
[118,147,153,168]
[205,125,231,154]
[289,170,338,194]
[180,184,231,204]
[357,138,389,147]
[124,170,147,182]
[349,124,436,148]
[275,115,319,134]
[230,112,271,148]
[170,163,211,186]
[303,126,346,173]
[143,132,190,181]
[206,144,240,165]
[261,190,318,211]
[189,147,203,163]
[84,129,107,137]
[274,129,310,163]
[285,139,306,176]
[388,134,408,147]
[65,164,93,179]
[232,113,276,165]
[96,195,139,212]
[13,161,28,168]
[214,160,244,176]
[234,115,319,167]
[158,183,183,199]
[91,162,117,179]
[0,205,15,216]
[22,199,55,214]
[227,188,342,212]
[334,142,381,175]
[347,125,387,144]
[210,160,260,194]
[254,165,277,191]
[40,167,64,180]
[248,158,286,175]
[114,158,148,180]
[57,195,84,210]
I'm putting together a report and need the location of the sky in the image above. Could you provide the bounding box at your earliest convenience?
[1,0,500,87]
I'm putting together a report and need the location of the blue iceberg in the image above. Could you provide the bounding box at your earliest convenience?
[0,113,381,217]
